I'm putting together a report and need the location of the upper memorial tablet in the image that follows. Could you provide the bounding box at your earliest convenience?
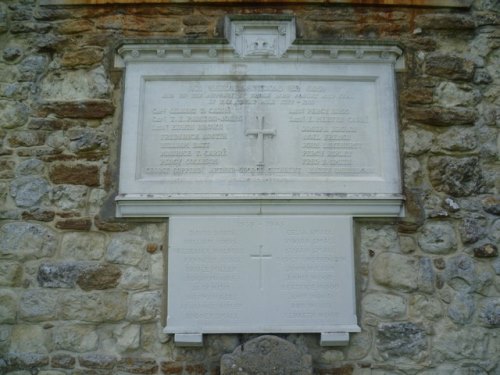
[115,17,404,216]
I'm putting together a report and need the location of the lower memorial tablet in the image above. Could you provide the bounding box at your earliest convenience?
[165,216,360,342]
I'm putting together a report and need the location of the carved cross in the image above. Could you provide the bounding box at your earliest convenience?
[245,115,276,168]
[250,244,272,290]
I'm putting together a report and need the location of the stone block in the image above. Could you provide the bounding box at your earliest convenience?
[0,222,57,260]
[0,290,17,323]
[444,255,493,293]
[418,222,457,254]
[60,291,127,322]
[116,357,158,374]
[49,163,99,186]
[8,131,45,147]
[114,323,140,351]
[21,208,55,222]
[106,234,146,265]
[61,48,104,68]
[5,353,50,369]
[415,14,475,30]
[482,196,500,215]
[52,185,88,210]
[127,291,161,322]
[372,253,418,291]
[79,353,117,369]
[50,354,75,369]
[120,267,149,290]
[362,293,406,319]
[76,263,121,291]
[19,289,58,321]
[37,262,88,288]
[37,100,114,119]
[55,218,92,231]
[409,294,443,320]
[376,322,427,360]
[52,324,98,352]
[220,335,312,375]
[10,324,51,353]
[460,216,487,244]
[405,106,476,126]
[477,298,500,327]
[473,243,498,258]
[0,100,29,129]
[10,176,51,207]
[0,261,23,286]
[15,158,45,176]
[448,292,475,324]
[425,53,475,81]
[61,232,106,260]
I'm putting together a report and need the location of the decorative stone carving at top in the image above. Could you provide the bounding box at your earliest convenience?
[224,16,296,58]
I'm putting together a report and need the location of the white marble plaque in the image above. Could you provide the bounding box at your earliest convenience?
[165,216,360,335]
[116,40,404,215]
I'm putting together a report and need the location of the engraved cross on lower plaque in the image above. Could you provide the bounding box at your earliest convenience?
[245,115,277,167]
[250,244,272,290]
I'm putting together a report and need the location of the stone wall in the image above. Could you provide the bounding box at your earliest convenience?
[0,0,499,374]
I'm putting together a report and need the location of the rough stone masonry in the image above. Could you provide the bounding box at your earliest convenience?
[0,0,499,374]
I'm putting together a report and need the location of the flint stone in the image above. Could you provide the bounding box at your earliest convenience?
[477,298,500,327]
[220,335,312,375]
[418,222,457,254]
[10,176,51,207]
[429,157,483,197]
[0,222,57,260]
[19,289,58,321]
[376,322,427,359]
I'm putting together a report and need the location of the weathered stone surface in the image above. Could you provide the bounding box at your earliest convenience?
[127,291,161,322]
[3,46,23,62]
[0,159,15,179]
[53,324,98,352]
[5,353,50,369]
[49,163,99,186]
[150,252,164,286]
[445,255,493,293]
[60,291,127,322]
[373,253,418,291]
[76,263,121,291]
[38,100,114,119]
[0,100,29,128]
[435,127,477,152]
[19,289,58,321]
[79,353,117,369]
[61,232,106,260]
[21,208,55,222]
[477,298,500,327]
[51,354,75,369]
[0,222,57,259]
[67,128,108,153]
[120,267,149,290]
[363,293,406,319]
[482,196,500,215]
[117,357,158,374]
[55,218,92,231]
[432,324,490,362]
[57,19,94,34]
[61,48,104,68]
[8,131,45,147]
[415,14,475,30]
[448,292,475,324]
[37,262,87,288]
[473,243,498,258]
[15,158,45,176]
[18,55,49,81]
[95,15,181,33]
[429,157,484,197]
[40,67,110,100]
[0,290,17,323]
[220,335,312,375]
[0,261,22,286]
[52,185,87,210]
[10,176,51,207]
[376,322,427,360]
[417,222,456,254]
[409,294,443,320]
[460,216,487,244]
[106,234,146,265]
[114,323,140,351]
[405,106,476,126]
[425,53,475,81]
[403,127,433,155]
[10,324,51,353]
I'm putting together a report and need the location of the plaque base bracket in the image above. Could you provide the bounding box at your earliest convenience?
[320,332,350,346]
[174,333,203,347]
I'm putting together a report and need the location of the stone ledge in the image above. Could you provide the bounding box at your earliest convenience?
[39,0,473,8]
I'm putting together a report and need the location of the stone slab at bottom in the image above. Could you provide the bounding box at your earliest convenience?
[220,335,312,375]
